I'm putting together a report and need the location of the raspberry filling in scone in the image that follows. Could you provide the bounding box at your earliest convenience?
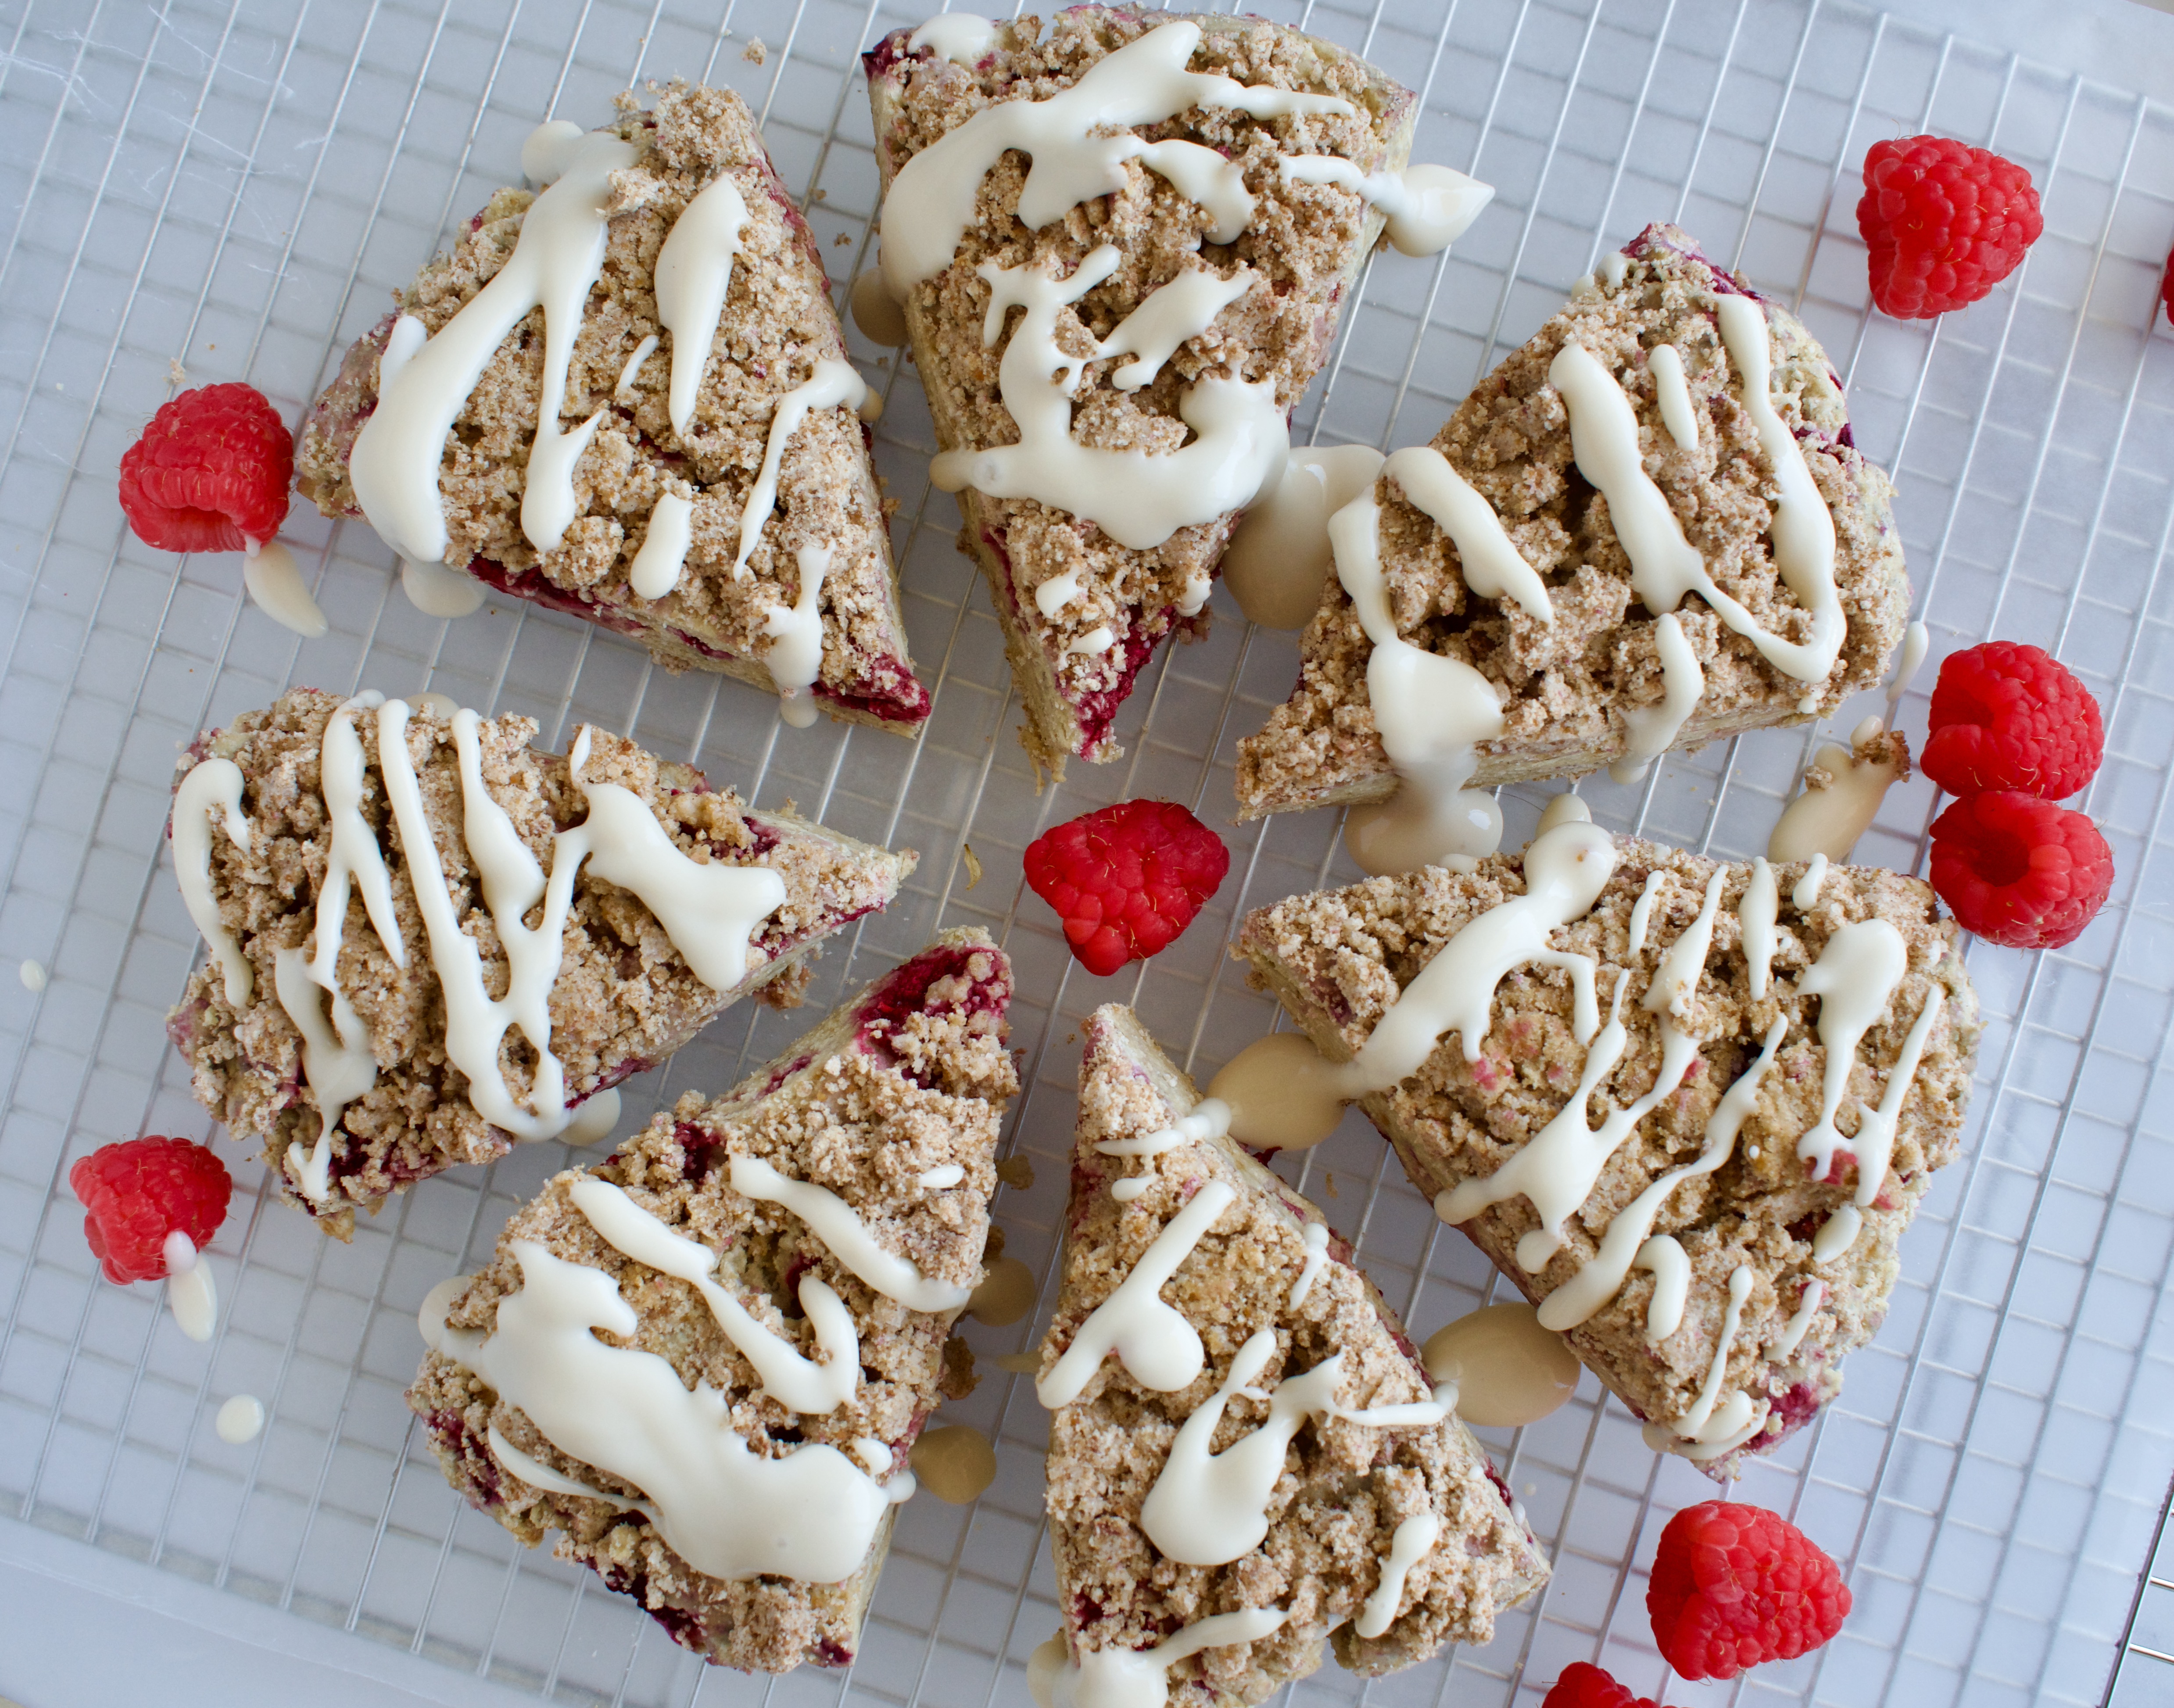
[297,82,929,734]
[861,8,1490,773]
[166,687,916,1236]
[1028,1005,1547,1708]
[1234,816,1981,1476]
[1234,223,1911,871]
[408,931,1017,1672]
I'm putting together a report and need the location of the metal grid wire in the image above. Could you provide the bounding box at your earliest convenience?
[0,0,2170,1704]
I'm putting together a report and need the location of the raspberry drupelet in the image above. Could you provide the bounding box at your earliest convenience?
[70,1136,232,1284]
[117,383,292,553]
[1024,799,1229,977]
[1921,641,2103,799]
[1646,1500,1851,1681]
[1858,135,2043,319]
[1929,791,2114,950]
[1542,1662,1671,1708]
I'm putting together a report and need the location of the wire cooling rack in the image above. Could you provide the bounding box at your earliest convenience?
[0,0,2170,1704]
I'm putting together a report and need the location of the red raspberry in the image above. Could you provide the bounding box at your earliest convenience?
[1929,791,2113,950]
[1646,1500,1851,1681]
[2162,243,2174,328]
[1023,799,1229,977]
[69,1136,233,1285]
[1857,135,2043,319]
[1542,1661,1669,1708]
[1922,641,2102,799]
[117,382,292,553]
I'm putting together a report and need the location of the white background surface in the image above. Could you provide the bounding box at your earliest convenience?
[1,0,2171,1704]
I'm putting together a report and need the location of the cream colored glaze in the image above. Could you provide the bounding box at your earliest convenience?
[970,1255,1037,1327]
[1065,625,1116,656]
[1419,1303,1579,1427]
[1095,1099,1230,1160]
[1210,1036,1344,1150]
[1609,610,1705,784]
[1220,444,1384,630]
[1813,1203,1862,1263]
[1887,618,1930,716]
[730,359,867,579]
[614,333,659,398]
[1646,866,1726,1021]
[850,267,909,346]
[1354,1512,1441,1638]
[1739,856,1779,999]
[1648,343,1698,449]
[1278,158,1493,256]
[1663,1262,1763,1449]
[1532,792,1591,838]
[1768,720,1903,863]
[239,537,328,640]
[401,555,486,617]
[1035,568,1085,618]
[1028,1608,1290,1708]
[1815,985,1945,1260]
[1382,445,1553,623]
[1036,1180,1235,1407]
[629,490,695,599]
[215,1393,265,1444]
[1626,870,1668,956]
[1288,1221,1330,1309]
[1094,264,1256,390]
[1633,1235,1690,1341]
[163,1231,216,1342]
[909,12,996,66]
[1793,851,1829,908]
[172,756,254,1004]
[729,1153,971,1312]
[1771,1278,1826,1361]
[561,1088,621,1146]
[652,171,748,437]
[763,543,831,727]
[920,1163,966,1189]
[18,959,45,992]
[1794,919,1908,1185]
[910,1423,997,1502]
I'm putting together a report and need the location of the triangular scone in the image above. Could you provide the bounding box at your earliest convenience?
[864,9,1426,773]
[166,688,916,1236]
[298,83,929,733]
[407,931,1016,1672]
[1236,825,1981,1475]
[1031,1005,1547,1706]
[1236,223,1909,818]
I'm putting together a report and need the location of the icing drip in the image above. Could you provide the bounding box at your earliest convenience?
[401,555,486,617]
[1768,718,1904,863]
[1646,867,1727,1021]
[1738,856,1779,999]
[919,1164,966,1190]
[1660,1262,1763,1449]
[1794,920,1908,1186]
[274,946,380,1203]
[1220,444,1385,630]
[1793,852,1828,908]
[1626,871,1668,956]
[1210,1035,1345,1151]
[568,1177,860,1412]
[1601,250,1630,290]
[763,544,831,728]
[1813,1204,1862,1263]
[614,333,659,398]
[910,12,995,66]
[240,538,328,639]
[1355,1513,1441,1638]
[1095,1099,1231,1158]
[1609,611,1705,784]
[1633,1236,1690,1341]
[1066,625,1117,656]
[215,1394,265,1443]
[1381,446,1553,623]
[850,268,909,346]
[172,756,255,1003]
[562,1088,620,1146]
[1037,1180,1235,1407]
[1648,343,1698,449]
[1332,491,1507,876]
[1533,793,1591,838]
[878,21,1350,294]
[928,248,1286,551]
[731,358,868,579]
[1093,264,1256,390]
[1035,568,1084,617]
[730,1154,971,1312]
[351,127,640,565]
[1771,1278,1826,1361]
[629,490,694,599]
[1817,985,1945,1259]
[1343,819,1615,1089]
[1028,1608,1290,1708]
[1537,1016,1787,1332]
[436,1242,893,1583]
[653,171,749,436]
[1278,158,1494,256]
[1419,1303,1579,1427]
[1288,1221,1329,1309]
[1887,618,1930,716]
[164,1232,216,1342]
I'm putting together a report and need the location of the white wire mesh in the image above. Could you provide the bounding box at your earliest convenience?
[0,0,2170,1705]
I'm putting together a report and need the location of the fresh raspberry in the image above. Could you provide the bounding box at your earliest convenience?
[1542,1661,1669,1708]
[1921,641,2102,799]
[1857,135,2043,319]
[1929,791,2114,950]
[68,1136,232,1285]
[1023,799,1229,977]
[117,382,292,553]
[2163,243,2174,328]
[1646,1500,1851,1681]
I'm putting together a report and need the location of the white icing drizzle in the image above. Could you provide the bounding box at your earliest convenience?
[562,1088,621,1146]
[1794,920,1908,1186]
[729,1153,971,1312]
[1887,618,1930,716]
[927,248,1286,551]
[240,538,328,639]
[1110,1177,1152,1204]
[653,172,748,437]
[163,1231,216,1342]
[1793,851,1829,908]
[1332,491,1507,875]
[1768,720,1904,863]
[1633,1236,1690,1342]
[910,12,995,66]
[1037,1180,1235,1407]
[1279,158,1493,256]
[1813,1204,1862,1263]
[1816,985,1945,1260]
[1601,250,1630,290]
[19,959,46,992]
[731,358,867,579]
[1609,611,1705,784]
[1221,444,1384,630]
[1288,1221,1329,1309]
[1626,870,1668,956]
[1381,446,1553,623]
[1355,1512,1441,1638]
[1065,625,1117,656]
[1739,856,1779,999]
[568,1177,860,1412]
[1094,264,1256,390]
[614,333,659,399]
[1666,1262,1762,1448]
[763,544,831,728]
[629,490,694,599]
[1035,568,1084,617]
[1210,1035,1346,1151]
[1648,343,1698,449]
[1533,792,1591,838]
[1537,1016,1787,1333]
[401,555,486,617]
[878,21,1350,295]
[919,1164,966,1190]
[436,1242,893,1582]
[1646,866,1727,1021]
[1095,1099,1231,1159]
[1342,819,1614,1089]
[1028,1608,1290,1708]
[215,1393,265,1443]
[172,756,254,1003]
[351,127,640,565]
[1771,1278,1826,1361]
